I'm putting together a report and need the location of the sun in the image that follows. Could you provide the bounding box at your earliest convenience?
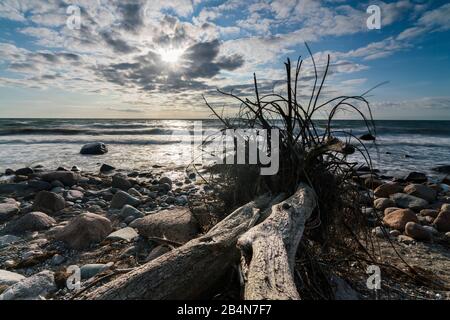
[158,47,185,64]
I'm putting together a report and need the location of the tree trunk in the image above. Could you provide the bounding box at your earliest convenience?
[81,194,274,300]
[237,183,316,300]
[80,184,315,300]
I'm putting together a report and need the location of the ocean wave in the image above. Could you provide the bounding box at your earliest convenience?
[0,127,202,136]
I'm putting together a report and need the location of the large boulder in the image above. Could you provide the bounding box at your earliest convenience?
[0,270,56,300]
[40,171,79,186]
[374,183,402,198]
[404,222,432,241]
[433,210,450,232]
[110,191,140,209]
[56,212,112,249]
[33,191,65,214]
[0,212,55,235]
[0,200,19,223]
[383,208,418,231]
[390,193,428,212]
[130,207,199,243]
[403,184,436,203]
[80,142,108,155]
[0,270,25,287]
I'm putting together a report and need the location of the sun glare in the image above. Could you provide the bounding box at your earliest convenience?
[158,47,185,64]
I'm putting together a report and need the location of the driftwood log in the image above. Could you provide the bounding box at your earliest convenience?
[82,184,315,300]
[237,183,316,299]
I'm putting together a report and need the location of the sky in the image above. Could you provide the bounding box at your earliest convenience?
[0,0,449,119]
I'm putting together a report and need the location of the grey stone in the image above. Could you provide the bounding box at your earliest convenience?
[119,204,144,220]
[390,193,428,211]
[112,174,132,191]
[106,227,138,242]
[80,263,112,280]
[0,202,19,223]
[41,171,79,186]
[0,211,56,235]
[0,235,21,248]
[110,191,140,209]
[0,270,56,300]
[0,270,25,287]
[56,212,112,249]
[33,191,65,214]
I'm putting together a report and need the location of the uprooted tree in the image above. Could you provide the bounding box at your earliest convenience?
[79,46,387,300]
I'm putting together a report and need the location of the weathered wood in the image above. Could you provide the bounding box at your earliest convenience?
[82,195,274,300]
[237,183,316,300]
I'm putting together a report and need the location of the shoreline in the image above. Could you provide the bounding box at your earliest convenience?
[0,163,449,300]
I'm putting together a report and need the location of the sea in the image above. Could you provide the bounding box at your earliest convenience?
[0,119,449,180]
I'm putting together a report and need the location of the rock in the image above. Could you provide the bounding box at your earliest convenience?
[422,225,439,235]
[71,166,81,172]
[15,167,34,175]
[66,190,83,201]
[56,212,112,249]
[159,176,172,187]
[0,270,55,300]
[41,171,79,186]
[51,180,64,188]
[0,202,19,223]
[373,198,395,211]
[159,183,171,192]
[389,230,401,237]
[110,191,140,209]
[390,193,428,211]
[441,203,450,212]
[127,188,142,197]
[175,195,188,206]
[0,270,25,287]
[33,191,65,214]
[404,172,427,183]
[188,172,196,180]
[383,209,418,231]
[404,222,432,241]
[374,183,402,198]
[445,232,450,240]
[80,263,112,280]
[0,212,55,235]
[432,165,450,174]
[50,254,65,266]
[419,209,439,218]
[80,142,108,155]
[359,133,376,141]
[397,235,415,244]
[5,168,14,175]
[119,204,144,220]
[0,183,32,195]
[112,174,132,191]
[0,235,21,248]
[371,226,386,238]
[433,210,450,232]
[403,184,436,203]
[106,227,138,242]
[100,163,115,173]
[28,180,51,191]
[384,207,400,216]
[130,207,199,243]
